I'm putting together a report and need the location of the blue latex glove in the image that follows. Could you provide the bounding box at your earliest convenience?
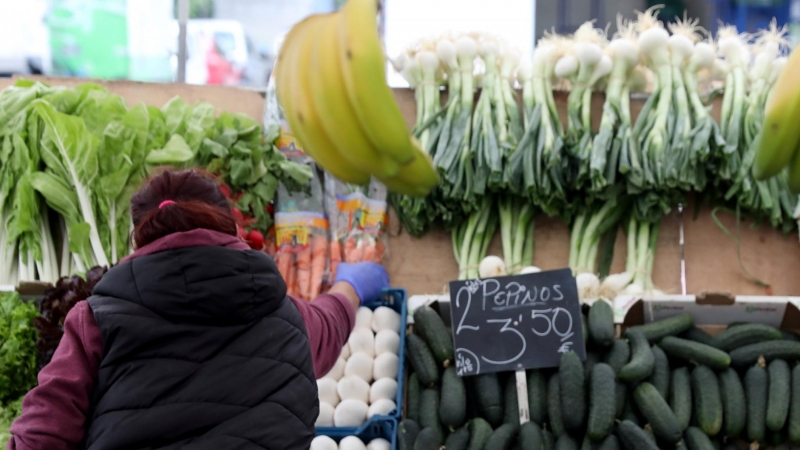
[334,262,389,304]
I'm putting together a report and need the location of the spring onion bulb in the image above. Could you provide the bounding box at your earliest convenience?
[599,272,634,300]
[479,255,507,278]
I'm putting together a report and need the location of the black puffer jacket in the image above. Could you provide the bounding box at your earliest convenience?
[82,244,318,449]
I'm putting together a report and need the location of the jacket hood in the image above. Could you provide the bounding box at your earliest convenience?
[93,229,287,325]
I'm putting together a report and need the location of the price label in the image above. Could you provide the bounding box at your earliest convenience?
[448,268,585,376]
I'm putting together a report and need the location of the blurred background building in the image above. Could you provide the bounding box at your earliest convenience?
[0,0,797,87]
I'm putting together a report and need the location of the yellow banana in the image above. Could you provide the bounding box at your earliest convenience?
[753,44,800,180]
[306,14,400,179]
[338,0,415,165]
[786,141,800,193]
[377,138,439,197]
[275,15,370,185]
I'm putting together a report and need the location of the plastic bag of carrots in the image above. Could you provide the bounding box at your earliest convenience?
[325,176,388,282]
[274,211,329,301]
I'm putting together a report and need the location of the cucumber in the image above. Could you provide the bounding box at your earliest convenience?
[527,369,548,426]
[646,345,670,399]
[413,305,455,368]
[589,300,615,347]
[619,329,654,383]
[444,426,470,450]
[398,419,421,450]
[616,420,660,450]
[683,427,715,450]
[670,367,692,431]
[582,314,588,344]
[730,340,800,367]
[771,429,787,446]
[420,388,443,444]
[440,366,467,430]
[542,429,555,450]
[745,364,768,444]
[413,427,440,450]
[473,373,504,427]
[605,339,630,374]
[585,351,601,379]
[548,372,565,437]
[407,372,421,422]
[659,336,731,370]
[627,313,694,343]
[504,374,519,425]
[718,368,746,439]
[595,435,620,450]
[789,364,800,443]
[710,323,782,351]
[555,435,580,450]
[518,421,543,450]
[781,329,800,342]
[467,418,493,450]
[691,365,723,437]
[559,351,586,433]
[767,359,791,432]
[621,393,641,426]
[632,382,683,444]
[485,423,518,450]
[613,381,627,420]
[681,326,714,346]
[587,363,616,442]
[406,334,439,386]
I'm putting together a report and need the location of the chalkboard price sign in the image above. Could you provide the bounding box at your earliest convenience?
[448,268,586,376]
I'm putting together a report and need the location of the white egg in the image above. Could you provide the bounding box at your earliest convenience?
[323,357,346,381]
[369,378,398,403]
[345,352,374,383]
[366,438,391,450]
[310,435,337,450]
[340,342,351,360]
[334,399,368,427]
[367,399,396,418]
[315,402,334,427]
[348,329,376,358]
[371,306,401,333]
[355,307,373,330]
[374,330,400,356]
[317,378,339,407]
[339,436,367,450]
[373,353,399,380]
[337,375,370,403]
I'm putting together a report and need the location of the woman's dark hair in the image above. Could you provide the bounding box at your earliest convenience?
[131,168,237,248]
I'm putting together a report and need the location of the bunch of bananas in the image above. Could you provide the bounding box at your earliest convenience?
[273,0,439,197]
[754,44,800,193]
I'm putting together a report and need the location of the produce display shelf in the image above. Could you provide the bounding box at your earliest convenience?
[316,287,407,443]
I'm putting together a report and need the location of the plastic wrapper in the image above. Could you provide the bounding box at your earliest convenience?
[325,176,389,282]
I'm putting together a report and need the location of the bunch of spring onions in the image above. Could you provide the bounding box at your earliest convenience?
[506,34,570,217]
[453,197,498,280]
[498,196,535,275]
[591,17,641,196]
[555,22,612,190]
[718,22,796,230]
[569,197,629,302]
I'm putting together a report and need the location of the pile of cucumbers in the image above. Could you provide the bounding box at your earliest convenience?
[400,302,800,450]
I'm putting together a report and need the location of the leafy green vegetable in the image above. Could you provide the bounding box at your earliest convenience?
[0,292,38,405]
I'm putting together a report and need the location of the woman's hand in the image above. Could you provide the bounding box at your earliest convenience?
[331,262,389,310]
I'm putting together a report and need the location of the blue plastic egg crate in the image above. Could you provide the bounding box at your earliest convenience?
[315,287,406,445]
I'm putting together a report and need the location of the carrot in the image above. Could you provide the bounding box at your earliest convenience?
[309,234,328,299]
[373,238,386,263]
[276,248,292,283]
[329,239,342,283]
[362,237,376,263]
[285,253,298,297]
[296,244,312,300]
[343,236,358,263]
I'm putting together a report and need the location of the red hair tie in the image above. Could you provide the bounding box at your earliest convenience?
[158,200,176,209]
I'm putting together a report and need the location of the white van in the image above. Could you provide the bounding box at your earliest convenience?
[170,19,269,85]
